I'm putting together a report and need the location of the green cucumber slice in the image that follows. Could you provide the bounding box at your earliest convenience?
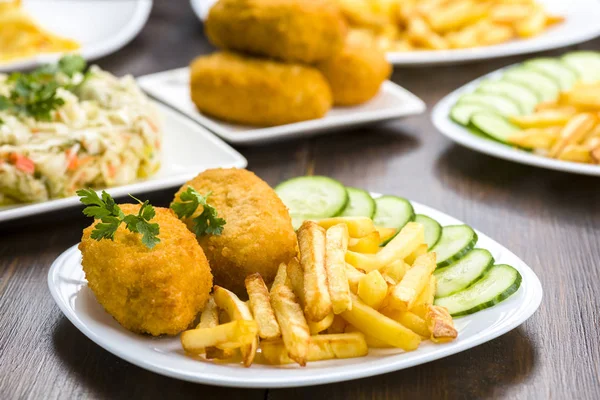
[434,249,494,297]
[476,80,539,114]
[373,196,415,230]
[450,103,495,126]
[502,67,560,101]
[414,214,442,249]
[457,93,522,116]
[340,187,376,218]
[431,225,477,268]
[434,264,522,317]
[470,112,519,144]
[275,176,348,229]
[561,51,600,83]
[524,58,578,90]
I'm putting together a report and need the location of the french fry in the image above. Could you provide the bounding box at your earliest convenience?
[380,307,430,337]
[345,263,365,293]
[410,275,437,319]
[286,257,306,306]
[316,216,375,237]
[308,312,335,334]
[515,6,546,38]
[181,320,258,354]
[405,243,428,265]
[271,263,289,292]
[261,333,368,365]
[549,113,597,158]
[213,285,259,367]
[345,324,392,348]
[325,224,352,314]
[425,305,458,343]
[509,110,576,128]
[341,294,421,351]
[197,297,236,359]
[559,88,600,110]
[245,273,281,340]
[426,0,488,33]
[557,145,592,163]
[298,221,332,321]
[390,253,436,311]
[490,3,532,23]
[270,277,310,366]
[345,250,379,272]
[357,270,388,310]
[348,231,381,253]
[407,16,448,50]
[380,259,409,283]
[376,222,425,268]
[327,314,347,334]
[507,127,560,150]
[479,23,514,46]
[376,226,397,243]
[591,145,600,163]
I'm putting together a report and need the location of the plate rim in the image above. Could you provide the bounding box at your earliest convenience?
[137,68,427,145]
[47,198,543,388]
[190,0,600,66]
[0,102,247,223]
[0,0,153,72]
[431,63,600,176]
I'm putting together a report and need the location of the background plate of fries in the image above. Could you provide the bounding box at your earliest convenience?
[48,200,542,388]
[432,65,600,176]
[192,0,600,66]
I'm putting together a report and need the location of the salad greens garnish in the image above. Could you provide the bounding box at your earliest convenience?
[170,186,226,238]
[77,189,161,249]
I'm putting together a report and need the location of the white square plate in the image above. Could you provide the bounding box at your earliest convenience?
[137,68,426,145]
[0,103,247,223]
[48,198,542,388]
[0,0,152,72]
[191,0,600,66]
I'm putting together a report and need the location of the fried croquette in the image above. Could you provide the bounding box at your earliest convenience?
[205,0,347,64]
[190,52,332,126]
[79,204,213,336]
[172,168,297,297]
[316,39,391,106]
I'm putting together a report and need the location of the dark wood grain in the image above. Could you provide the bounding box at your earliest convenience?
[1,1,600,399]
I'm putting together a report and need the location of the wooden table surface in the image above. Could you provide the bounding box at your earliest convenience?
[1,2,599,399]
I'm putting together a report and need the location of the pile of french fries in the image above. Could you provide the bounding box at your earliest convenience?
[181,216,458,367]
[508,83,600,164]
[337,0,563,52]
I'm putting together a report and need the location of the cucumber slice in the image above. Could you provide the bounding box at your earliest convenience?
[470,112,519,144]
[502,67,560,101]
[457,93,522,117]
[431,225,477,268]
[561,51,600,83]
[434,264,522,317]
[414,214,442,249]
[476,80,539,114]
[340,187,376,218]
[450,103,495,126]
[524,58,578,90]
[373,195,415,233]
[275,176,348,229]
[434,249,494,297]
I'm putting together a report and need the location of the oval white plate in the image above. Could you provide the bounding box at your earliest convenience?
[431,64,600,176]
[48,199,542,388]
[137,68,425,145]
[0,102,247,223]
[191,0,600,66]
[0,0,152,72]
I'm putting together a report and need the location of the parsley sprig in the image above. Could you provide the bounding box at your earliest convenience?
[0,55,87,122]
[77,189,161,249]
[170,186,226,238]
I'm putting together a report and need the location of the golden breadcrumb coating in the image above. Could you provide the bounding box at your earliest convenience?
[317,39,391,106]
[206,0,347,63]
[172,168,297,297]
[79,204,212,336]
[190,52,332,126]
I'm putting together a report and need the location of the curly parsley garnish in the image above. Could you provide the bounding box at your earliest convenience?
[170,186,226,237]
[0,55,87,121]
[77,189,161,249]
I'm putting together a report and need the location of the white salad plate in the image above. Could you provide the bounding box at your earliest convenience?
[48,198,542,388]
[431,65,600,177]
[191,0,600,66]
[137,68,426,145]
[0,0,153,72]
[0,103,247,223]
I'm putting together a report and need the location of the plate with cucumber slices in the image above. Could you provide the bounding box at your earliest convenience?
[273,176,542,380]
[432,51,600,176]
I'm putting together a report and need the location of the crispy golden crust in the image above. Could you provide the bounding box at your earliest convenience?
[317,40,391,106]
[172,168,298,297]
[79,204,212,336]
[190,52,332,126]
[206,0,347,63]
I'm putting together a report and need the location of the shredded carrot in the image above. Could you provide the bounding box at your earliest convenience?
[9,153,35,174]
